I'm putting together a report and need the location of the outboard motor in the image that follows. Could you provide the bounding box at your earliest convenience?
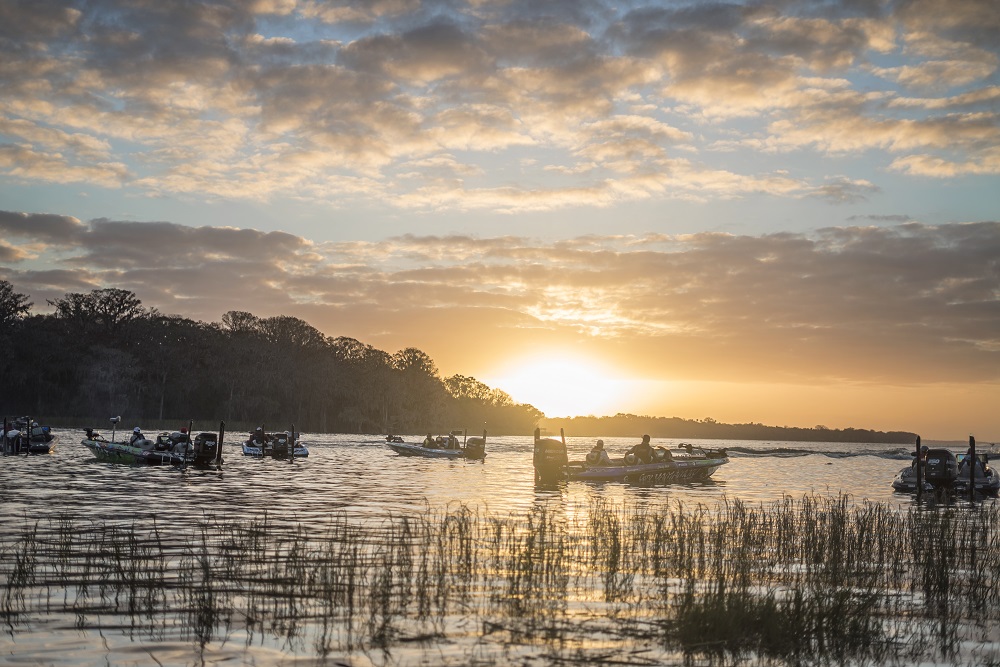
[924,448,958,488]
[533,428,568,481]
[271,432,290,458]
[193,432,218,458]
[464,432,487,460]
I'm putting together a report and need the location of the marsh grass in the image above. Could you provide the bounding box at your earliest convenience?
[3,495,1000,666]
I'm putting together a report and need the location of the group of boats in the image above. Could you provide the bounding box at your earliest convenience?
[76,416,309,467]
[385,428,999,495]
[11,413,998,496]
[382,427,731,484]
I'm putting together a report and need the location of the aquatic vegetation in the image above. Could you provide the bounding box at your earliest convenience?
[2,495,999,666]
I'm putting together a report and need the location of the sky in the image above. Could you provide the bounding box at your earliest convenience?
[1,0,998,440]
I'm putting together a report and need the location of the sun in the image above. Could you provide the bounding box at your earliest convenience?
[485,354,632,418]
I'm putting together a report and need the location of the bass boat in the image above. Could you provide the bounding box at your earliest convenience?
[81,417,223,466]
[243,429,309,458]
[892,437,999,496]
[3,416,58,454]
[533,428,728,484]
[387,430,486,460]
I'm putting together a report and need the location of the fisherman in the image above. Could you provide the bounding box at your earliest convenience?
[962,448,982,476]
[129,427,144,445]
[423,433,434,448]
[586,439,611,465]
[626,434,655,464]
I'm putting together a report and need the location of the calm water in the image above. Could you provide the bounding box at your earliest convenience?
[1,429,995,666]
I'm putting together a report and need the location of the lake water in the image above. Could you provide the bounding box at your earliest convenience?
[1,429,996,666]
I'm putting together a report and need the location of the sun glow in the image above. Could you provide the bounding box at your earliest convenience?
[486,354,635,418]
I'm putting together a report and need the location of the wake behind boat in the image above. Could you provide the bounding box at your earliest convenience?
[533,428,728,484]
[81,417,223,466]
[387,430,486,460]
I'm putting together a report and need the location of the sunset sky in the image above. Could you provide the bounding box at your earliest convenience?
[1,0,998,440]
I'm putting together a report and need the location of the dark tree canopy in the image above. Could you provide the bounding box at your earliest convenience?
[2,281,917,443]
[3,283,543,435]
[0,280,32,327]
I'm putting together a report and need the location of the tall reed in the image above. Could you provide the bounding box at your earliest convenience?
[2,495,999,666]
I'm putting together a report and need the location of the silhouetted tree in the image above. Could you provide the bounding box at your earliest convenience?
[0,279,32,327]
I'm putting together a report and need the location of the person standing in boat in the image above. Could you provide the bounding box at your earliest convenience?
[586,440,611,465]
[627,434,655,464]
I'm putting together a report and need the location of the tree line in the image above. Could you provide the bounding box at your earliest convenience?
[0,281,542,435]
[1,280,918,443]
[541,414,917,444]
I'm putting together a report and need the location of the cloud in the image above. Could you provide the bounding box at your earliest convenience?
[4,214,998,386]
[0,0,996,211]
[809,176,881,203]
[0,210,87,242]
[889,147,1000,176]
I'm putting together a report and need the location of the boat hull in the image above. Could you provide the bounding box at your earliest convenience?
[242,443,309,458]
[893,464,1000,496]
[4,435,58,454]
[564,456,727,483]
[386,442,485,460]
[82,438,218,466]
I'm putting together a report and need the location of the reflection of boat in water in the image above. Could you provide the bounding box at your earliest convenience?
[242,428,308,458]
[533,428,728,483]
[893,437,999,496]
[3,416,58,454]
[81,416,223,466]
[387,430,486,460]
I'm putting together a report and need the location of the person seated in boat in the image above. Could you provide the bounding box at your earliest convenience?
[252,426,267,446]
[129,427,144,445]
[423,433,435,448]
[586,440,611,466]
[447,433,458,449]
[961,449,983,476]
[626,434,655,464]
[655,446,673,462]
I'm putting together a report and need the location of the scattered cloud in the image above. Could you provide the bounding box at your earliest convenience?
[4,214,998,387]
[0,0,997,214]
